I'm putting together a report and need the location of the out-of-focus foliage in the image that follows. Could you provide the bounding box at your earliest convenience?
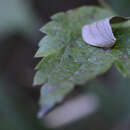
[0,0,39,37]
[0,79,47,130]
[86,74,130,122]
[57,71,130,130]
[106,0,130,16]
[34,6,130,115]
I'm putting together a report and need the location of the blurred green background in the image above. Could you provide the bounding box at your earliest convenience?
[0,0,130,130]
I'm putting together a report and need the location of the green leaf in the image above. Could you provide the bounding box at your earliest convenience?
[37,82,73,118]
[112,26,130,76]
[34,6,130,115]
[40,82,73,107]
[35,36,65,57]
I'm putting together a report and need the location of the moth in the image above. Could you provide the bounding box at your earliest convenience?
[82,16,129,48]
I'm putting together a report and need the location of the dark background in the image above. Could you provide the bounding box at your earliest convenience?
[0,0,130,130]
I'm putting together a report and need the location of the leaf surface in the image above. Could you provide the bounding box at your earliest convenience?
[34,6,130,116]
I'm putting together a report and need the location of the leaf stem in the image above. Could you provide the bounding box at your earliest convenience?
[98,0,113,11]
